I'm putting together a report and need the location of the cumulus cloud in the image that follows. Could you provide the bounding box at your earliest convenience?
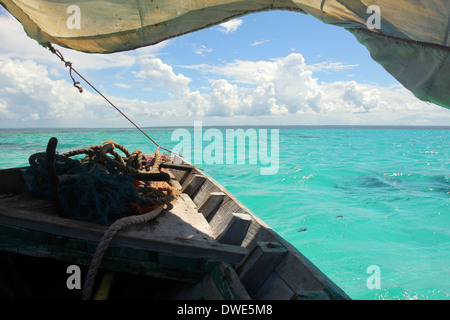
[176,53,448,123]
[2,52,447,128]
[0,57,196,128]
[180,54,323,115]
[0,59,102,124]
[134,57,192,95]
[218,19,243,34]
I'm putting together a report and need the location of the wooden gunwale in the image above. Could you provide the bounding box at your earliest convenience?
[0,154,350,300]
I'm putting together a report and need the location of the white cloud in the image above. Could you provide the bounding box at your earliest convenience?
[0,58,191,127]
[134,57,192,95]
[218,19,243,34]
[194,45,213,57]
[183,90,210,117]
[308,61,359,72]
[176,53,449,124]
[0,59,103,123]
[114,83,132,89]
[2,51,447,128]
[251,39,270,46]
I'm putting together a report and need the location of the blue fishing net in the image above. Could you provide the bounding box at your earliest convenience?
[24,155,140,225]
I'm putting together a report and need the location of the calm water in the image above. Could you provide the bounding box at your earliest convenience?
[0,126,449,300]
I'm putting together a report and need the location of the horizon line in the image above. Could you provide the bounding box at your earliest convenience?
[1,124,449,130]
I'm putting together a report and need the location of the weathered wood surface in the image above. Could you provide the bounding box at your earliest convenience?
[198,192,225,219]
[0,224,207,283]
[182,174,206,198]
[125,193,214,241]
[0,193,54,214]
[0,191,214,241]
[160,162,196,171]
[217,213,252,246]
[0,203,248,263]
[237,242,288,297]
[171,261,251,300]
[0,160,351,300]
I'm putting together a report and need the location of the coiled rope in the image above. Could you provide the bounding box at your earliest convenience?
[28,139,179,223]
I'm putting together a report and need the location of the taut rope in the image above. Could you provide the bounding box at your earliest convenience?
[48,44,176,156]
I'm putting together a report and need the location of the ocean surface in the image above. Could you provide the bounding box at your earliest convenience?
[0,126,449,300]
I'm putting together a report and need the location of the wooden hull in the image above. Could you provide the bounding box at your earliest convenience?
[0,154,350,300]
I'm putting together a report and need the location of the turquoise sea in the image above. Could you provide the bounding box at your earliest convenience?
[0,126,449,300]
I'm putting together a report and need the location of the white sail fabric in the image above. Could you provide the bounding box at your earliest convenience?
[1,0,449,108]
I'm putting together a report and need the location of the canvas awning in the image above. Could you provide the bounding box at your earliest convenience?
[1,0,449,108]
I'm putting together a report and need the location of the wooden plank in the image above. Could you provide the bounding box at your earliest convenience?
[271,240,350,300]
[240,220,278,248]
[0,192,213,241]
[146,193,214,240]
[209,262,251,300]
[252,272,294,300]
[0,225,206,283]
[178,170,191,186]
[182,174,206,198]
[272,250,324,292]
[0,193,53,214]
[169,261,250,300]
[160,163,196,171]
[125,193,215,241]
[208,196,244,237]
[198,192,225,219]
[217,213,252,246]
[191,178,220,207]
[180,171,194,189]
[236,242,288,297]
[0,205,248,263]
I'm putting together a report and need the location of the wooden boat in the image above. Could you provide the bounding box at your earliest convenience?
[0,138,350,300]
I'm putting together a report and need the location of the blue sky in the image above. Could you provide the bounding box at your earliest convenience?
[0,7,449,128]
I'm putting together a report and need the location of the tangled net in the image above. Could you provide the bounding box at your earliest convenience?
[25,139,179,225]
